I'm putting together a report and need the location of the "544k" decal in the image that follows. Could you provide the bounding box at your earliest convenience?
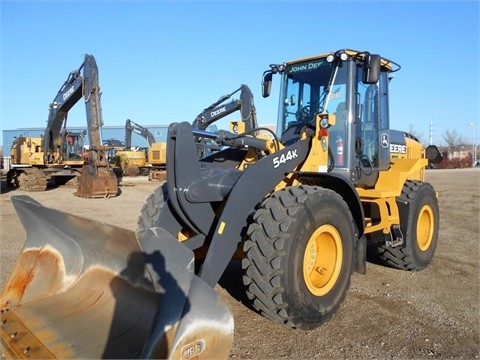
[273,149,298,168]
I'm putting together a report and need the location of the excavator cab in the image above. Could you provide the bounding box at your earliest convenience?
[61,132,85,162]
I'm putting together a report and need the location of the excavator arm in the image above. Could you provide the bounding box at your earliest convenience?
[192,84,258,132]
[43,55,104,161]
[44,54,117,198]
[125,119,156,148]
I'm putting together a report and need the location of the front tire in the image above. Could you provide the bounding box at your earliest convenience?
[242,185,356,330]
[137,182,168,235]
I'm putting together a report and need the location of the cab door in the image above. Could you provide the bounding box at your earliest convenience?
[353,66,390,187]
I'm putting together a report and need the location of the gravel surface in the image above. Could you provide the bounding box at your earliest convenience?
[1,168,479,359]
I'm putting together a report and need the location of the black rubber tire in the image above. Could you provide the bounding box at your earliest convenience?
[136,182,168,235]
[242,185,356,330]
[376,180,439,271]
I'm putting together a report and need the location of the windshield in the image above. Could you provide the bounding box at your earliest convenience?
[65,133,85,160]
[278,58,348,134]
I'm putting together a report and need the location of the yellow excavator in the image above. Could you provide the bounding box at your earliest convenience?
[1,49,442,358]
[116,119,167,179]
[6,54,117,198]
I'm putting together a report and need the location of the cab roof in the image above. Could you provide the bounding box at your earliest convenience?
[286,49,401,72]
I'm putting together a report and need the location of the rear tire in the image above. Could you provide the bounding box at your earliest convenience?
[242,185,355,330]
[376,181,439,270]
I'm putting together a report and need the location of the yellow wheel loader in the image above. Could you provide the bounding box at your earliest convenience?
[1,49,442,358]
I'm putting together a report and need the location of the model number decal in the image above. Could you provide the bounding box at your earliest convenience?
[273,149,298,168]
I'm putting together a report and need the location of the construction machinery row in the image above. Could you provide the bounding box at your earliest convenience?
[1,49,442,359]
[113,84,257,180]
[5,53,258,192]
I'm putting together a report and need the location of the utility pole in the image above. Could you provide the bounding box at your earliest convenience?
[429,120,434,145]
[469,122,476,167]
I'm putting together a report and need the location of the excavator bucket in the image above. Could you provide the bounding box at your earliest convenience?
[75,163,118,198]
[1,196,233,359]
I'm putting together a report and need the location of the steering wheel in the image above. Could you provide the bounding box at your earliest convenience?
[297,105,313,124]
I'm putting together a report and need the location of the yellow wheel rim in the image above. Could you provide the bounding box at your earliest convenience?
[303,225,343,296]
[417,204,434,251]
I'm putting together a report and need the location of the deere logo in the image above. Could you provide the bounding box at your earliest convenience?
[181,339,205,359]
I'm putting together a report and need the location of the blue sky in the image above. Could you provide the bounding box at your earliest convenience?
[1,0,479,147]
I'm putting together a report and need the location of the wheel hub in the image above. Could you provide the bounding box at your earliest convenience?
[417,204,434,251]
[303,224,343,296]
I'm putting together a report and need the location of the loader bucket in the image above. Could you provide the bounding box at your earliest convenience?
[1,196,233,359]
[75,163,118,198]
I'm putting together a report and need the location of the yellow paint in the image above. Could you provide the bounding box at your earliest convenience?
[218,222,226,235]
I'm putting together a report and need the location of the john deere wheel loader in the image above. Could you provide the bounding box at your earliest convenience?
[1,49,442,358]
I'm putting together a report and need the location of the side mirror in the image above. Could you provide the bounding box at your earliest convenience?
[363,54,381,84]
[262,71,272,98]
[290,94,296,106]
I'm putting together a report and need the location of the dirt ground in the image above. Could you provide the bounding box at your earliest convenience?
[1,168,479,359]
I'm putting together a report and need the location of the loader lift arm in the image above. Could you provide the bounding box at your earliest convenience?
[158,122,309,286]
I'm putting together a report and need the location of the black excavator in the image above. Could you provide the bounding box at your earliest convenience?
[7,54,117,198]
[192,83,259,157]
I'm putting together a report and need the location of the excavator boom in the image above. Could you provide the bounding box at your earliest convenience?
[193,84,257,132]
[66,54,117,198]
[125,119,156,148]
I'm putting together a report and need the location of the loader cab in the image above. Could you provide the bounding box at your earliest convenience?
[271,50,398,188]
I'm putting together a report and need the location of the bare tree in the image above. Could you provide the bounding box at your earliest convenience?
[442,129,466,149]
[408,124,425,144]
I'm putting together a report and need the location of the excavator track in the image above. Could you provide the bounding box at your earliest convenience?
[10,168,48,192]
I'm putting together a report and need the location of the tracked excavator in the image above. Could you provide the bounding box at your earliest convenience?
[1,49,442,358]
[6,54,117,198]
[117,119,165,179]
